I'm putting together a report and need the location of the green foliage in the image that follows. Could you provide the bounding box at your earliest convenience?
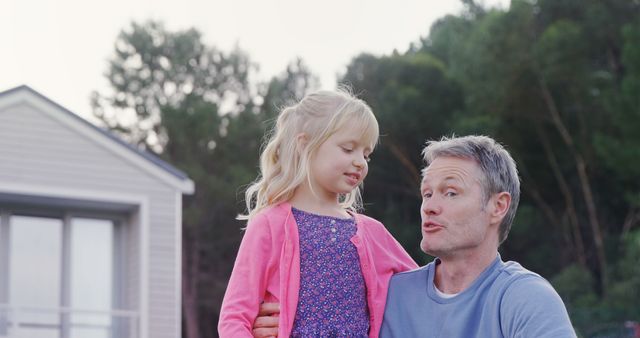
[91,21,254,152]
[504,204,563,277]
[552,264,598,308]
[552,264,599,332]
[557,231,640,336]
[534,20,588,84]
[595,21,640,191]
[607,230,640,319]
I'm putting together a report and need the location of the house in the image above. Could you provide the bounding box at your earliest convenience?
[0,85,194,338]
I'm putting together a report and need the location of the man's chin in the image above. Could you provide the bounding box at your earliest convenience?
[420,241,439,257]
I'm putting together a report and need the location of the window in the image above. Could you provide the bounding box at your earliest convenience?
[8,215,63,338]
[70,218,114,338]
[0,209,134,338]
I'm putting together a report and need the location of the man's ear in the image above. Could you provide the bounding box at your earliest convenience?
[489,192,511,226]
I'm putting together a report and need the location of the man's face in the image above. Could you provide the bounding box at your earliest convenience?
[419,156,499,258]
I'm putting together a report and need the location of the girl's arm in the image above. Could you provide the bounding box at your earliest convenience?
[218,214,274,338]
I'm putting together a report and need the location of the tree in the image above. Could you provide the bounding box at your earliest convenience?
[93,20,317,338]
[419,0,640,291]
[341,52,464,262]
[341,0,640,332]
[595,20,640,239]
[91,21,253,153]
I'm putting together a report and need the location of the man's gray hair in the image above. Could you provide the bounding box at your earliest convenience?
[422,135,520,244]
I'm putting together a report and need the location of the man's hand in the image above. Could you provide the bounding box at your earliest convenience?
[252,302,280,338]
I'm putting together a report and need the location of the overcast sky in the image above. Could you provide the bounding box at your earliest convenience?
[1,0,507,120]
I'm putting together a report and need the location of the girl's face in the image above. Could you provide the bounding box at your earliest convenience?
[307,124,373,202]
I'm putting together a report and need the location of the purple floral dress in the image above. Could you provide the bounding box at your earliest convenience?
[290,208,369,338]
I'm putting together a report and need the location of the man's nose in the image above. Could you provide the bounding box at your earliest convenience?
[421,197,441,216]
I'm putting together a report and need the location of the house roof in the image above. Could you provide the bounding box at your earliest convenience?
[0,85,194,194]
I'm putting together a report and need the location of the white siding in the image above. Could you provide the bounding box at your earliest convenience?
[0,99,182,338]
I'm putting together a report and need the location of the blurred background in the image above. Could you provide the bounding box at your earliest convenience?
[2,0,640,337]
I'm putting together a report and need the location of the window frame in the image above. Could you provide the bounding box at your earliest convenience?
[0,205,129,338]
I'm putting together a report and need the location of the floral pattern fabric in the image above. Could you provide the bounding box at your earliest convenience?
[290,208,369,338]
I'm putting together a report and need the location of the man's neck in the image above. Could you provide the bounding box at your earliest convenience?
[434,249,498,294]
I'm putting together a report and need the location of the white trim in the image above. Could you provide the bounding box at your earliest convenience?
[60,214,72,338]
[0,88,194,194]
[175,191,182,338]
[139,198,149,338]
[0,181,149,338]
[0,303,140,317]
[0,182,147,207]
[0,303,140,337]
[0,211,9,306]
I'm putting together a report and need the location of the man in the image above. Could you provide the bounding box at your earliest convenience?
[380,135,575,337]
[251,135,576,338]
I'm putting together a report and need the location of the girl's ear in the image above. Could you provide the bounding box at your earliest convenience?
[296,133,308,153]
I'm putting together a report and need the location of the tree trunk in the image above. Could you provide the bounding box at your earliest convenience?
[533,121,587,266]
[621,207,639,239]
[388,141,422,187]
[182,233,201,338]
[538,77,608,292]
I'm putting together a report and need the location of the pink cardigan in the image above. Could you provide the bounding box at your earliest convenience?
[218,202,417,338]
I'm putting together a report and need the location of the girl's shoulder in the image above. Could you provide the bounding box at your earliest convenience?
[259,202,291,219]
[246,202,292,230]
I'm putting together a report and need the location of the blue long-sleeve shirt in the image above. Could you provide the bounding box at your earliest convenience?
[380,255,576,338]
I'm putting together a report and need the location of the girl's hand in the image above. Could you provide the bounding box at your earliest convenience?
[252,302,280,338]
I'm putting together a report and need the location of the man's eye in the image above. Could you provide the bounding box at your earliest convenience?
[422,192,432,198]
[445,191,457,197]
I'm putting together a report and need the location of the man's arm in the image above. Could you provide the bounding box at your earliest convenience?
[500,276,577,338]
[252,302,280,338]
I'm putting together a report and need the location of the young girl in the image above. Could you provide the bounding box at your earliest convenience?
[218,89,417,337]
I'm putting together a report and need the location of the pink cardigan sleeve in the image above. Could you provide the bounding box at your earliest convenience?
[218,214,274,338]
[380,226,418,272]
[364,216,418,273]
[364,219,418,337]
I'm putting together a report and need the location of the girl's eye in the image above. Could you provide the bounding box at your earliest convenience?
[365,155,371,162]
[341,147,353,153]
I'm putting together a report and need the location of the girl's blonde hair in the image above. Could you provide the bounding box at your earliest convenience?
[240,88,379,220]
